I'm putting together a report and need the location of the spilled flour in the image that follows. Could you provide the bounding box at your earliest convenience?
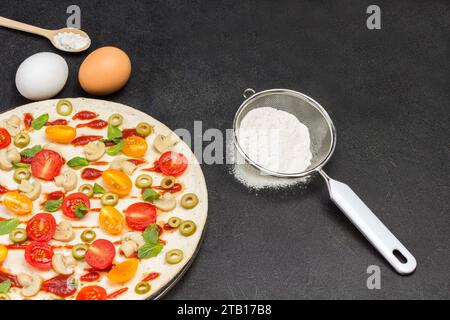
[230,107,313,190]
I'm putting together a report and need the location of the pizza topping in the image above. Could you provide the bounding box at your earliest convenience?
[31,150,64,181]
[107,259,138,284]
[158,152,188,177]
[0,115,21,137]
[51,253,77,275]
[153,193,176,212]
[136,174,153,189]
[122,128,145,139]
[102,169,132,196]
[23,113,34,130]
[124,203,157,231]
[84,239,116,270]
[72,111,98,121]
[179,221,197,237]
[0,148,21,171]
[31,114,50,130]
[55,170,78,192]
[43,197,63,212]
[122,136,148,158]
[101,192,119,206]
[3,192,33,216]
[135,282,151,295]
[17,273,42,297]
[67,156,90,170]
[153,133,179,154]
[181,193,199,209]
[46,119,69,126]
[62,193,91,220]
[56,99,73,116]
[41,274,78,298]
[18,180,42,201]
[82,168,103,181]
[168,217,182,229]
[136,122,153,137]
[0,246,8,265]
[110,157,137,175]
[26,213,56,242]
[165,249,184,265]
[13,168,31,183]
[106,139,125,156]
[99,207,125,236]
[45,125,77,144]
[9,228,28,244]
[53,221,75,242]
[84,141,106,162]
[76,119,108,129]
[78,184,94,198]
[0,218,20,236]
[25,242,54,270]
[80,271,100,282]
[72,135,103,146]
[13,133,31,148]
[77,285,107,300]
[72,244,89,261]
[119,232,145,258]
[81,229,97,243]
[108,114,123,127]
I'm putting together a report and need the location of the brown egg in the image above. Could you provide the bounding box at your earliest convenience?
[79,47,132,96]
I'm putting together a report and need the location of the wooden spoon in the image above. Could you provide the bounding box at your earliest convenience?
[0,16,91,53]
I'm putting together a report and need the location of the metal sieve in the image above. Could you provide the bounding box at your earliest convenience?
[233,88,417,275]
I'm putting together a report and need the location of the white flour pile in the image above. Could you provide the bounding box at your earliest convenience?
[53,32,90,52]
[232,107,313,190]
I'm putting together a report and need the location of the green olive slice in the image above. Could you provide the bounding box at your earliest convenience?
[72,244,89,260]
[78,184,94,198]
[13,133,30,148]
[165,249,184,264]
[108,114,123,127]
[13,168,31,183]
[56,99,73,116]
[179,220,197,237]
[81,230,96,243]
[168,217,182,228]
[180,193,199,209]
[135,282,151,295]
[136,122,153,137]
[0,293,11,300]
[101,193,119,206]
[161,176,176,190]
[135,174,153,189]
[9,228,28,244]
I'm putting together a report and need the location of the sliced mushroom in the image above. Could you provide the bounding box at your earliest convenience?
[153,193,177,212]
[84,141,106,162]
[17,273,42,297]
[110,157,137,175]
[153,133,180,154]
[55,170,78,192]
[0,148,21,171]
[52,253,77,275]
[53,221,75,242]
[120,232,145,258]
[0,115,21,137]
[18,180,42,200]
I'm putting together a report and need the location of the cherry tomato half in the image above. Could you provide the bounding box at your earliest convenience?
[158,152,188,177]
[107,259,139,284]
[26,213,56,242]
[84,239,116,270]
[99,206,125,235]
[31,150,64,181]
[0,128,12,149]
[124,202,157,231]
[76,285,107,300]
[25,242,54,270]
[62,193,91,220]
[102,169,132,197]
[122,136,148,158]
[45,125,77,144]
[3,191,33,216]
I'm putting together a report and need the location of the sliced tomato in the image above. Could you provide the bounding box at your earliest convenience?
[3,192,33,216]
[31,150,64,181]
[76,285,107,300]
[84,239,116,270]
[25,242,54,270]
[122,136,148,158]
[26,213,56,242]
[107,259,138,284]
[158,152,188,177]
[102,169,132,196]
[99,207,125,235]
[124,202,157,231]
[0,128,12,149]
[62,193,91,220]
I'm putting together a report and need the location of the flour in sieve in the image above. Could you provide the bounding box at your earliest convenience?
[236,107,312,175]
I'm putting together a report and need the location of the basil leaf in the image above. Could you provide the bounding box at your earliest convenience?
[143,224,160,244]
[137,243,163,259]
[106,139,125,156]
[143,189,160,204]
[20,145,42,158]
[44,198,63,213]
[107,125,123,141]
[93,183,106,195]
[0,280,11,294]
[67,157,89,169]
[32,114,49,130]
[0,218,20,235]
[13,162,30,169]
[75,203,89,219]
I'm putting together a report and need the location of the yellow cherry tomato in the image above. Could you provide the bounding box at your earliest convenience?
[99,206,125,235]
[122,136,148,158]
[102,169,132,197]
[107,259,139,284]
[45,125,77,144]
[0,245,8,264]
[3,192,33,216]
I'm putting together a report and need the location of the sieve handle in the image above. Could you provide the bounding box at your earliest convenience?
[320,171,417,275]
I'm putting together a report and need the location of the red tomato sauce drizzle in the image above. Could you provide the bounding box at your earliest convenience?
[23,113,33,130]
[72,135,103,146]
[76,119,108,130]
[154,183,183,195]
[0,269,20,287]
[72,111,98,120]
[107,287,129,300]
[142,272,160,282]
[80,271,101,282]
[81,168,103,180]
[128,158,147,166]
[41,274,77,298]
[0,185,9,195]
[46,119,69,126]
[90,161,110,166]
[122,128,145,139]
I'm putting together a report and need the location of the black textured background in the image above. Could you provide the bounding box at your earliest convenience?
[0,0,448,300]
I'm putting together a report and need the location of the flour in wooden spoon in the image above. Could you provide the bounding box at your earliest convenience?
[236,107,312,175]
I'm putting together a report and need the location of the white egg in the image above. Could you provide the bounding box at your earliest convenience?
[15,52,69,101]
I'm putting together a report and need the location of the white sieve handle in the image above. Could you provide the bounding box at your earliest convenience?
[320,170,417,275]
